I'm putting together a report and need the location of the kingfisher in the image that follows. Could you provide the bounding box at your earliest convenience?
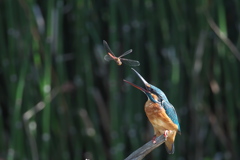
[124,68,181,154]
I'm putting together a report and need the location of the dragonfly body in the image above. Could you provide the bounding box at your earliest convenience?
[103,40,140,66]
[107,52,122,65]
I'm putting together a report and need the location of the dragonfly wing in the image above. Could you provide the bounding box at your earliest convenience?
[104,54,114,61]
[103,40,115,56]
[119,49,133,58]
[121,58,140,66]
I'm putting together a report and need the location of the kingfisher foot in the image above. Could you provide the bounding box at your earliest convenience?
[164,130,169,140]
[152,135,157,144]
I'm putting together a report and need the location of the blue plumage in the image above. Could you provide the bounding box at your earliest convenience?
[124,68,181,154]
[150,85,169,101]
[149,84,181,133]
[162,101,181,133]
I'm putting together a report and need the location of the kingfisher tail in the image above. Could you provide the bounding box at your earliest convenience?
[165,141,175,154]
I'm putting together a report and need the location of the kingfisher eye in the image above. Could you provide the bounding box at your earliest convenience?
[147,87,154,93]
[151,89,157,95]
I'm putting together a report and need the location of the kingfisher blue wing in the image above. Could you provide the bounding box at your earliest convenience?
[162,101,181,134]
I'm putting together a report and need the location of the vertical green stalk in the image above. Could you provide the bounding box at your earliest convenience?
[5,0,30,159]
[107,1,123,159]
[8,53,29,160]
[40,1,53,159]
[217,0,237,155]
[0,4,7,154]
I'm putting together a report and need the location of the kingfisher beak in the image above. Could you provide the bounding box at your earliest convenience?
[131,68,151,88]
[123,79,150,93]
[123,68,150,93]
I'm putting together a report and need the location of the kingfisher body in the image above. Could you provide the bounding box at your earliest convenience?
[124,68,181,154]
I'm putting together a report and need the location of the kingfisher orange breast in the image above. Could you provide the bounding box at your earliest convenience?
[144,99,178,138]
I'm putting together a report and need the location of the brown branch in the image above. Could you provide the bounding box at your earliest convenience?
[125,135,166,160]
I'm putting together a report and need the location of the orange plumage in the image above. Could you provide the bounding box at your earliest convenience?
[144,96,178,153]
[124,68,181,154]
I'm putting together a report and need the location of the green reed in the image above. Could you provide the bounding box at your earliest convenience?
[0,0,240,160]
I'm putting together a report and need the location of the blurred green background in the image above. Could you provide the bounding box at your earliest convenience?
[1,0,240,159]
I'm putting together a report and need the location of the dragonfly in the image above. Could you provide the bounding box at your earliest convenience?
[103,40,140,66]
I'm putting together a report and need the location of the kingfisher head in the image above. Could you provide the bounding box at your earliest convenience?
[124,68,169,104]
